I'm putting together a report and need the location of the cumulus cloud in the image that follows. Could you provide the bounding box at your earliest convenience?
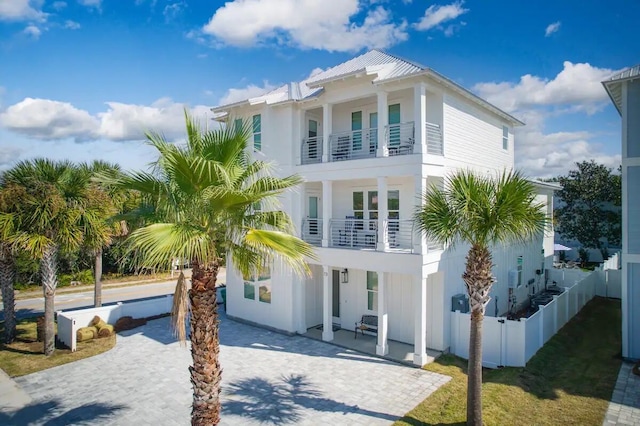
[202,0,408,52]
[64,20,80,29]
[77,0,101,9]
[163,1,186,22]
[414,1,467,31]
[545,21,560,37]
[0,145,23,169]
[0,97,214,142]
[22,24,42,39]
[473,63,622,177]
[0,0,47,22]
[473,61,618,114]
[218,82,277,106]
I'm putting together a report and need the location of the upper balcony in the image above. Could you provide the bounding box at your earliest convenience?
[301,122,443,165]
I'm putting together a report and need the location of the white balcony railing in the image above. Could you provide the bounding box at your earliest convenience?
[386,122,415,156]
[301,218,322,246]
[386,219,415,250]
[329,128,378,162]
[301,136,323,165]
[426,123,443,156]
[329,218,378,249]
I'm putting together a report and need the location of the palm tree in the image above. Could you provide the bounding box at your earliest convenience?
[1,159,109,355]
[414,170,547,426]
[106,111,314,425]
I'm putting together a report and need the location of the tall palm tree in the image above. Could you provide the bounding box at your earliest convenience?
[414,170,547,426]
[1,159,109,355]
[106,111,314,425]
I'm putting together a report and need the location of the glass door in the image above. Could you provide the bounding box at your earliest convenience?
[388,104,401,148]
[369,112,378,155]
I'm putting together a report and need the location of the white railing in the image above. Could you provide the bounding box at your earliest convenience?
[426,122,443,155]
[386,122,415,156]
[301,136,323,164]
[329,218,378,249]
[387,219,414,251]
[450,271,599,368]
[301,218,322,246]
[329,128,378,162]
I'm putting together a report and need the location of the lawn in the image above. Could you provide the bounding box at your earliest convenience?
[0,317,116,377]
[395,297,621,426]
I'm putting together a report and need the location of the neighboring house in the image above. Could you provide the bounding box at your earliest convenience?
[212,50,556,366]
[603,64,640,361]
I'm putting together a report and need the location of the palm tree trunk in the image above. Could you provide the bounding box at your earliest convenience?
[41,244,58,356]
[189,260,222,426]
[0,245,17,344]
[94,248,103,307]
[463,243,495,426]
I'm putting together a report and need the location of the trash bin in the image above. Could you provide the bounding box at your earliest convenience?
[219,288,227,312]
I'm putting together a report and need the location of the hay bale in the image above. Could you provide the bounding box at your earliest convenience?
[90,316,107,329]
[114,316,147,332]
[77,327,96,342]
[97,324,114,338]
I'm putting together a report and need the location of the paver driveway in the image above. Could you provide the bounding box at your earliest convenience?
[10,313,450,425]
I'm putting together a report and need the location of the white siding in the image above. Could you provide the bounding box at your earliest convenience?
[627,80,640,158]
[386,273,415,344]
[304,265,323,328]
[442,93,514,172]
[628,166,640,254]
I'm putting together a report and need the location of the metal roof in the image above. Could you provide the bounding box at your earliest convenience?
[211,49,524,125]
[602,64,640,115]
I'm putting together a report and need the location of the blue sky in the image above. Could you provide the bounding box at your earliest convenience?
[0,0,637,177]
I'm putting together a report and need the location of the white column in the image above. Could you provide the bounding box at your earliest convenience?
[413,274,428,366]
[376,271,388,355]
[376,91,388,157]
[296,108,305,165]
[414,174,428,254]
[322,103,332,163]
[322,266,334,341]
[414,83,427,155]
[322,180,332,247]
[377,176,388,251]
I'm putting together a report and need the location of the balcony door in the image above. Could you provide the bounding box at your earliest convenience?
[351,111,363,153]
[388,104,401,147]
[307,118,320,161]
[369,112,378,154]
[306,194,320,241]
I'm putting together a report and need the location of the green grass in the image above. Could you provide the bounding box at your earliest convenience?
[395,297,621,426]
[0,318,115,377]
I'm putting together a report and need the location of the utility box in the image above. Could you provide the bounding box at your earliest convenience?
[508,269,520,288]
[451,293,469,313]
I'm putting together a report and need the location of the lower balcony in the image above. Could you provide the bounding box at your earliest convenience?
[301,218,438,254]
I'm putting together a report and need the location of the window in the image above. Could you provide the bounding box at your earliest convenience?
[502,126,509,150]
[253,114,262,151]
[367,271,378,311]
[234,118,243,133]
[352,111,362,151]
[517,255,523,287]
[243,265,271,303]
[388,190,400,232]
[308,119,318,138]
[353,191,364,220]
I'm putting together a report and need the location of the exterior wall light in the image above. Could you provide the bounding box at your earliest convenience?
[341,268,349,283]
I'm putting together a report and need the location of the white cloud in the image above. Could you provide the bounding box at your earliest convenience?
[414,1,467,31]
[0,145,23,169]
[0,97,215,142]
[218,82,277,106]
[306,67,325,79]
[77,0,101,9]
[473,62,622,177]
[23,24,42,39]
[64,20,80,29]
[473,61,618,114]
[545,21,560,37]
[202,0,408,52]
[0,0,46,22]
[163,1,185,22]
[51,1,67,10]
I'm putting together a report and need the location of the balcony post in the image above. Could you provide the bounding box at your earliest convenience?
[296,108,304,165]
[414,83,427,155]
[377,176,389,251]
[376,91,388,157]
[322,180,332,247]
[413,274,428,366]
[376,271,389,356]
[322,103,332,163]
[414,175,427,254]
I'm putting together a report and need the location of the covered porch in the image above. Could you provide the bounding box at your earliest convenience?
[303,326,441,366]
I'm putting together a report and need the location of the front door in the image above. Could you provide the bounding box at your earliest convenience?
[332,269,340,324]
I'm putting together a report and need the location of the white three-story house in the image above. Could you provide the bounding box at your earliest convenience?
[213,50,555,366]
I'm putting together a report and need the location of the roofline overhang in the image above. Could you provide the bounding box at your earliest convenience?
[602,80,623,115]
[529,180,562,191]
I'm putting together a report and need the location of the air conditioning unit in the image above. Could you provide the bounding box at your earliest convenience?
[451,293,469,313]
[508,269,520,289]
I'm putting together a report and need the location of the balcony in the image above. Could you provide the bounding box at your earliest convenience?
[300,121,443,164]
[301,218,322,246]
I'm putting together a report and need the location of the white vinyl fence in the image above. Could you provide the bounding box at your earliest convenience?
[57,295,174,352]
[450,271,599,368]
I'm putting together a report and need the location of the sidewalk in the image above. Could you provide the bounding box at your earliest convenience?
[0,369,31,415]
[604,362,640,425]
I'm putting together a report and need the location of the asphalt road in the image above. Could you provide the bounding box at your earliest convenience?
[1,269,227,319]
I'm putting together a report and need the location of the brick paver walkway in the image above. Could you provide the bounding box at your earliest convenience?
[6,313,449,425]
[604,362,640,425]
